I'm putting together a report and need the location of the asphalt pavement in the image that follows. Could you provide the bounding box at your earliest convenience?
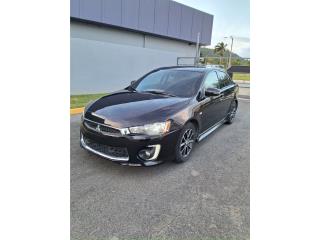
[71,100,250,240]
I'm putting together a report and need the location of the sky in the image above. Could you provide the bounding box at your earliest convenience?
[174,0,250,58]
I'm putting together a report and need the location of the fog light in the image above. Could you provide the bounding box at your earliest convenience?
[138,145,161,161]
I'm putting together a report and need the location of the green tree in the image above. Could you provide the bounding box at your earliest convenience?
[214,42,228,65]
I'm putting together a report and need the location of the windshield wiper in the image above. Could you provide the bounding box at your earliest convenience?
[143,89,176,97]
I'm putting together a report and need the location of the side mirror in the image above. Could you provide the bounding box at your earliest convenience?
[205,88,221,97]
[131,80,136,85]
[228,72,233,79]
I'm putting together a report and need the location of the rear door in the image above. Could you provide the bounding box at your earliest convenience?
[216,71,236,116]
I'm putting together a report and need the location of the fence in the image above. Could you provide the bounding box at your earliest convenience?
[177,57,250,69]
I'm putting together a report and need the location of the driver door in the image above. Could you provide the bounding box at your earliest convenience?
[199,71,225,132]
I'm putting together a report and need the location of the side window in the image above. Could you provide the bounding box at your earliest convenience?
[217,71,233,88]
[203,71,220,89]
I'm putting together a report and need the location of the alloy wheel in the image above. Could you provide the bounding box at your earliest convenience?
[180,129,194,157]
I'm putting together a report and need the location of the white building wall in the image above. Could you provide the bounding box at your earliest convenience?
[71,22,197,94]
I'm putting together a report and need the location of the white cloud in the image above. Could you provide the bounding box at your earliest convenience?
[237,47,250,58]
[232,38,250,58]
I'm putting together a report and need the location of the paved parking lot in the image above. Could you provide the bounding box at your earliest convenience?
[71,100,250,240]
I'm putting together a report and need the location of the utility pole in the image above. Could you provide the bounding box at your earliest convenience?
[195,32,201,66]
[228,36,234,68]
[224,36,234,68]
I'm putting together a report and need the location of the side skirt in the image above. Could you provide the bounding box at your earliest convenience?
[197,117,227,142]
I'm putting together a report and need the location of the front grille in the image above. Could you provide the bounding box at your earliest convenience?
[83,136,129,159]
[99,125,121,135]
[84,119,121,136]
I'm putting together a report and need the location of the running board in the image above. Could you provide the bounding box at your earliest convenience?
[197,118,226,142]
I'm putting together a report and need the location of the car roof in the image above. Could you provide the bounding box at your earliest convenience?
[155,66,225,73]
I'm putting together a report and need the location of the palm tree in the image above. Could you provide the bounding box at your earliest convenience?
[214,42,228,65]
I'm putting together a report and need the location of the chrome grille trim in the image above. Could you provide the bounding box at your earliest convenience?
[83,118,122,136]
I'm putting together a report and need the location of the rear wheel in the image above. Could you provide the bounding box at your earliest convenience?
[226,99,238,124]
[173,123,197,163]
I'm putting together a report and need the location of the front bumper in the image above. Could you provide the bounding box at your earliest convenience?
[80,123,181,166]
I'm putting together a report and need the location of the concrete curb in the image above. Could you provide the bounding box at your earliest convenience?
[238,95,250,100]
[70,107,84,115]
[234,80,250,84]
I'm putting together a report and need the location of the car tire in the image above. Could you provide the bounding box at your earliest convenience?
[226,99,238,124]
[173,122,197,163]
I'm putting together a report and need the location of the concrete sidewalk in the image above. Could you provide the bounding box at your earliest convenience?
[239,87,250,98]
[237,82,250,99]
[234,80,250,84]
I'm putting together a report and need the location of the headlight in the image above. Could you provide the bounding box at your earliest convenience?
[129,121,171,136]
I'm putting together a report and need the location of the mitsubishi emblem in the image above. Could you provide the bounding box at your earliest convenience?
[96,124,101,132]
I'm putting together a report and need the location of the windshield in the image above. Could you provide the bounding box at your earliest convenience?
[134,69,204,98]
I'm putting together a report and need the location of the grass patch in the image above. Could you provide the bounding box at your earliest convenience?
[233,73,250,81]
[70,93,107,109]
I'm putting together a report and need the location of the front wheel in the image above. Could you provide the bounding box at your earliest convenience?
[173,122,197,163]
[226,99,238,124]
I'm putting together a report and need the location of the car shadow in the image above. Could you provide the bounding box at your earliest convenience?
[74,147,184,180]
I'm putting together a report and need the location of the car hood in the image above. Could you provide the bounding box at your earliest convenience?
[86,90,191,128]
